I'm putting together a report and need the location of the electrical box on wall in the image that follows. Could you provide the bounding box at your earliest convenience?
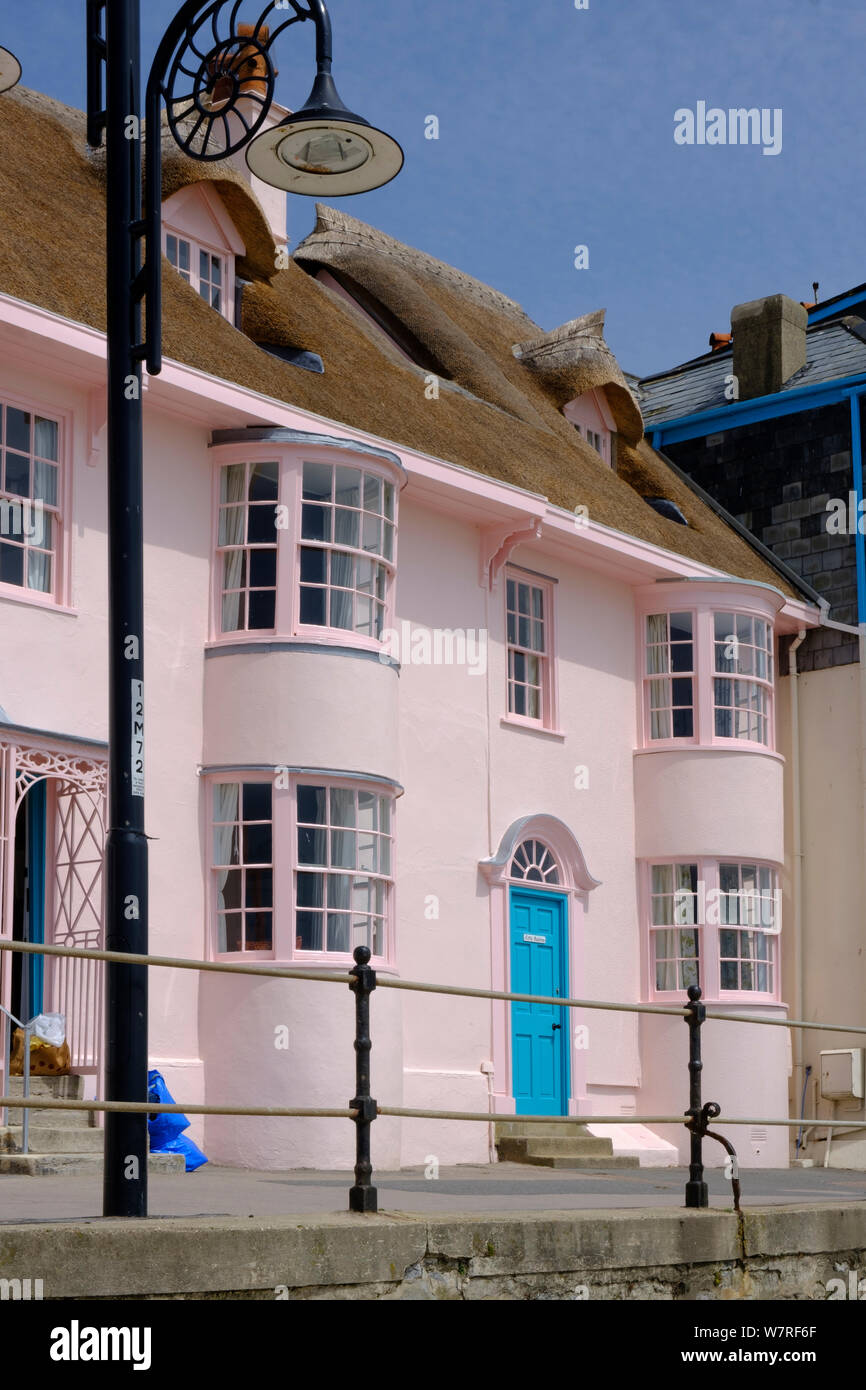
[820,1049,865,1101]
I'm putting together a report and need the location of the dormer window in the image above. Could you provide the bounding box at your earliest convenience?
[162,184,245,326]
[166,235,224,314]
[563,388,615,466]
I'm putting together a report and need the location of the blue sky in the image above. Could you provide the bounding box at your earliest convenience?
[1,0,864,375]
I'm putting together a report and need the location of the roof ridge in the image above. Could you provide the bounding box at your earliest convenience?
[295,204,532,320]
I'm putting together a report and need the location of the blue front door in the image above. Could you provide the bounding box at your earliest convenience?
[509,887,569,1115]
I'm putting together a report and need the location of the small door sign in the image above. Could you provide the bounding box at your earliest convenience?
[523,933,546,944]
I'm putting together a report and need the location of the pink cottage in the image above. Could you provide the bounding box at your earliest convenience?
[0,89,822,1172]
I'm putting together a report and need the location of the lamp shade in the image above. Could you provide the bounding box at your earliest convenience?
[0,47,22,95]
[245,71,403,196]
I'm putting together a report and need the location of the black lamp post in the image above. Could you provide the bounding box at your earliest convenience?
[85,0,402,1219]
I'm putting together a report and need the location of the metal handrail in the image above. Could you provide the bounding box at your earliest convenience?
[2,936,865,1208]
[3,1093,866,1130]
[0,1003,31,1154]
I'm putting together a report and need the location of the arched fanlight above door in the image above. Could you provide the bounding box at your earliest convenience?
[480,814,601,894]
[509,838,560,885]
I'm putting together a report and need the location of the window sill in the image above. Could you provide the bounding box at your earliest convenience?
[648,992,785,1009]
[212,951,398,975]
[206,630,383,653]
[500,716,566,741]
[205,634,399,667]
[0,587,76,616]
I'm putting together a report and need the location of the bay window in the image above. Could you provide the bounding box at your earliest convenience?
[210,773,395,962]
[641,603,776,749]
[646,858,779,1000]
[211,441,401,648]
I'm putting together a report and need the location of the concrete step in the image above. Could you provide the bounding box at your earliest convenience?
[0,1125,103,1154]
[500,1135,614,1158]
[498,1136,640,1170]
[4,1075,85,1100]
[495,1120,599,1140]
[0,1151,185,1176]
[4,1106,98,1128]
[509,1152,640,1170]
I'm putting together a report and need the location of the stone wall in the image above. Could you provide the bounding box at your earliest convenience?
[2,1206,865,1301]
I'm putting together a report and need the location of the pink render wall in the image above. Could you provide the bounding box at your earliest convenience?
[0,336,802,1171]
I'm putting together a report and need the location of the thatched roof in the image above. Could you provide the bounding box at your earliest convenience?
[0,86,804,598]
[513,308,644,443]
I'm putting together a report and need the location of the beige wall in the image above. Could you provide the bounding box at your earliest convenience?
[777,660,866,1165]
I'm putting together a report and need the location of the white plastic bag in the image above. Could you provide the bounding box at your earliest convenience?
[28,1013,66,1047]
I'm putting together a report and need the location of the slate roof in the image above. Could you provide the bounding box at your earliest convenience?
[0,86,810,600]
[638,319,866,428]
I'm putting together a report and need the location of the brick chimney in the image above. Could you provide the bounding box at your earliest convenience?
[730,295,807,401]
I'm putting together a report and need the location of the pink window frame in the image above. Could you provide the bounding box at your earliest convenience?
[640,855,781,1004]
[503,567,559,733]
[207,771,396,967]
[636,595,778,753]
[208,443,400,653]
[0,390,72,611]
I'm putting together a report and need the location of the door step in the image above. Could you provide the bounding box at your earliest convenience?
[495,1120,640,1169]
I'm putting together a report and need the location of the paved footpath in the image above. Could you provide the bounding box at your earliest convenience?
[1,1162,864,1222]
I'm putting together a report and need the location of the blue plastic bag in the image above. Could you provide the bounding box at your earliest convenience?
[147,1069,208,1172]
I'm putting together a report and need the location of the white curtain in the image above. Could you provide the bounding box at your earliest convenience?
[213,783,239,918]
[646,615,670,739]
[330,550,354,630]
[33,418,58,462]
[27,545,51,594]
[220,466,246,632]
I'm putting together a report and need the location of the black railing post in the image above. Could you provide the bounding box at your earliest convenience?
[684,983,708,1208]
[349,945,378,1213]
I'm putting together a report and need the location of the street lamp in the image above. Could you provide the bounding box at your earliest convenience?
[85,0,402,1218]
[0,46,22,94]
[245,55,404,196]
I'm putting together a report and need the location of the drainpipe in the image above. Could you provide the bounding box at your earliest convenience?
[850,394,866,1146]
[788,629,806,1097]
